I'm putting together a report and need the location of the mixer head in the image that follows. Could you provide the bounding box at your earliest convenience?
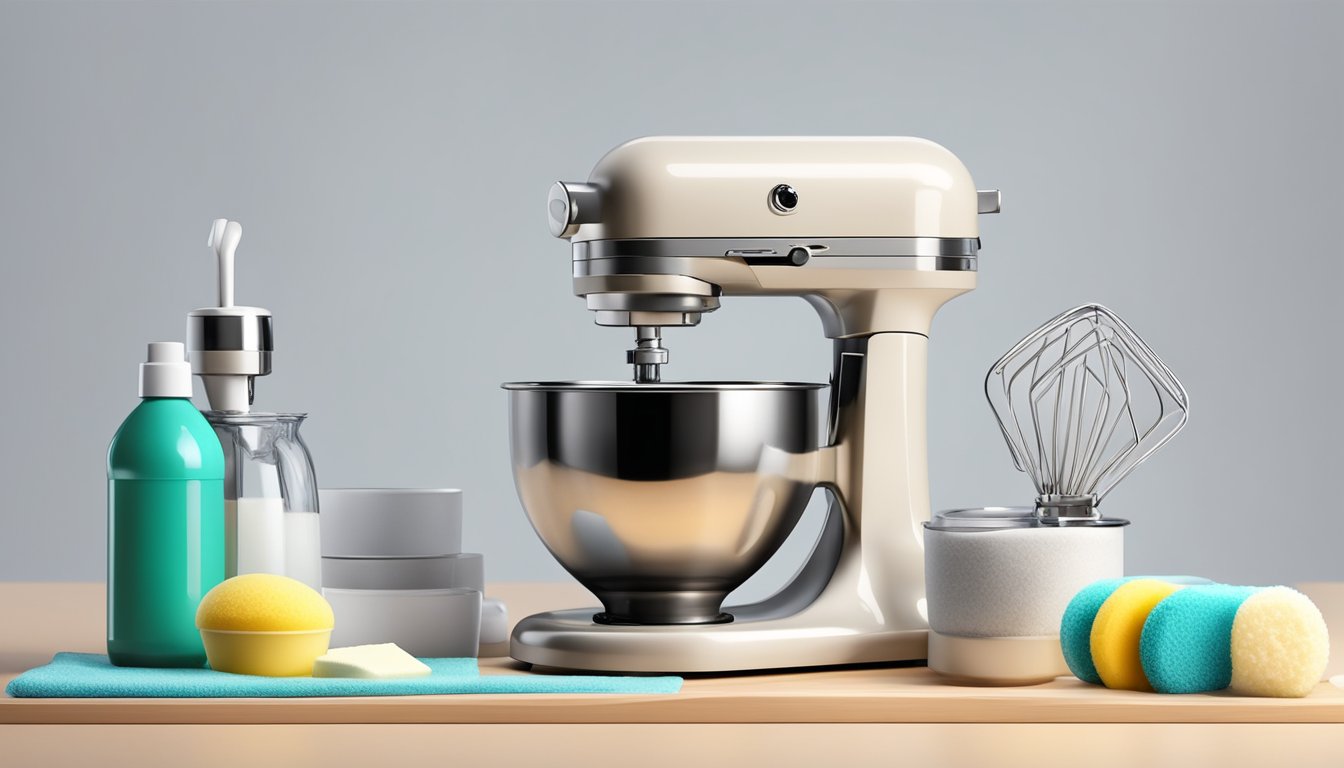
[548,137,1001,382]
[985,304,1190,521]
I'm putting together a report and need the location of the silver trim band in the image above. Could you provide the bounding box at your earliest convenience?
[574,237,979,274]
[575,237,980,259]
[502,381,826,392]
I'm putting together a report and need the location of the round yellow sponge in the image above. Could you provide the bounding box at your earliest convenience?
[1230,586,1329,698]
[196,573,334,632]
[1091,578,1183,691]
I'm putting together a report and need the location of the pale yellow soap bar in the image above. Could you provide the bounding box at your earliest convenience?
[312,643,431,679]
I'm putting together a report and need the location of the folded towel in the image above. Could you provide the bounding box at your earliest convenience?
[5,653,682,698]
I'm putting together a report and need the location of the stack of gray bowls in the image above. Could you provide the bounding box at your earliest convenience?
[319,488,506,657]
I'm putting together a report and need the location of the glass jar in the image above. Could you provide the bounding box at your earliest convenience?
[207,412,322,590]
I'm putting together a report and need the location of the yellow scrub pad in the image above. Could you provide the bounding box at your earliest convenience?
[1090,579,1183,691]
[1230,586,1329,698]
[197,573,334,632]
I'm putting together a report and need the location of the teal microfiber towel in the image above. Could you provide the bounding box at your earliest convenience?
[1060,575,1212,685]
[1139,584,1258,694]
[5,653,682,698]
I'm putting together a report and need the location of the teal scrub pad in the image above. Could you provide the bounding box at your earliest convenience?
[1139,584,1258,693]
[1060,575,1212,684]
[1061,578,1128,684]
[5,653,683,698]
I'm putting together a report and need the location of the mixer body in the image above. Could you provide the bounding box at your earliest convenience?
[509,137,997,672]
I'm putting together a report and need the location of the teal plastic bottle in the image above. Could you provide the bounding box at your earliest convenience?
[107,342,225,667]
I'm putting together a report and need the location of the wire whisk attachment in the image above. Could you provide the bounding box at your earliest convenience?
[985,304,1189,522]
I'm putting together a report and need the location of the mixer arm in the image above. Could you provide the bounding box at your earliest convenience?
[727,356,847,623]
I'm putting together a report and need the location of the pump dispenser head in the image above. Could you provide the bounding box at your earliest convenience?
[139,342,193,398]
[187,219,273,413]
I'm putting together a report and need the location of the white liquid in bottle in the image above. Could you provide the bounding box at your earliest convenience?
[225,500,323,590]
[283,511,323,590]
[225,497,285,577]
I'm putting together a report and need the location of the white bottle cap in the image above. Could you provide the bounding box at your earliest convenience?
[139,341,193,398]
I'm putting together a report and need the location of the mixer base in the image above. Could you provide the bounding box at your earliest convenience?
[510,608,928,673]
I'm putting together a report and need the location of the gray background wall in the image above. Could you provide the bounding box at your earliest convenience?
[2,0,1340,599]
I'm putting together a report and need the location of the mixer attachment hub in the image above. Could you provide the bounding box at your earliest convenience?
[628,326,668,383]
[1034,493,1101,523]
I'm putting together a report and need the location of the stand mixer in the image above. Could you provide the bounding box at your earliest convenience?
[506,137,1000,672]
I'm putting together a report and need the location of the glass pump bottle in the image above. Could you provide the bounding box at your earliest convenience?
[207,412,322,590]
[187,220,322,589]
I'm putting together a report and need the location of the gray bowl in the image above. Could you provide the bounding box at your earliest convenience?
[319,488,463,558]
[503,381,824,625]
[322,553,484,591]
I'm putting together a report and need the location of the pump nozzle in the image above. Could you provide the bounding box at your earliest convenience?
[187,218,273,413]
[207,218,242,307]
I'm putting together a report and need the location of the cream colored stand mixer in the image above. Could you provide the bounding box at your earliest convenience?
[505,137,999,672]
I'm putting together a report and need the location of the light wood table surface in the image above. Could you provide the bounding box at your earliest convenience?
[3,581,1343,767]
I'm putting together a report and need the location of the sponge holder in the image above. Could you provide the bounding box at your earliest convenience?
[924,508,1126,685]
[922,305,1188,684]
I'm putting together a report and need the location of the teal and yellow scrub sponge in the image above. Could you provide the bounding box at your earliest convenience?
[1060,578,1128,684]
[1063,578,1330,698]
[1059,575,1210,684]
[1140,584,1257,694]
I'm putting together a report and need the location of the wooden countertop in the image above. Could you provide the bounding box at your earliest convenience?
[3,581,1344,726]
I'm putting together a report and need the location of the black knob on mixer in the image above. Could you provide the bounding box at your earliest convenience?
[769,184,799,214]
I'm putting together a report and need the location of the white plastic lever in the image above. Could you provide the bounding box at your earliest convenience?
[207,218,242,307]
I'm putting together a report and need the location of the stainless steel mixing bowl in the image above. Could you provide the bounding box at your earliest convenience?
[503,381,825,625]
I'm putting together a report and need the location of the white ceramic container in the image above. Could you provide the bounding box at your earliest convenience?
[923,507,1126,685]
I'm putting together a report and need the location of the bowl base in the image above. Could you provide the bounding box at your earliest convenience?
[594,611,733,626]
[593,588,734,625]
[511,607,930,673]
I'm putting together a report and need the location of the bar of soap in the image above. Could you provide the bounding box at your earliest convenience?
[312,643,431,679]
